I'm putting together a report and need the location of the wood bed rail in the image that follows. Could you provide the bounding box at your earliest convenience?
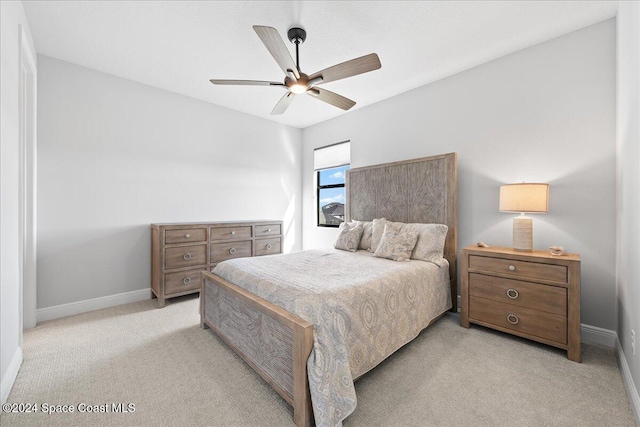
[200,271,314,427]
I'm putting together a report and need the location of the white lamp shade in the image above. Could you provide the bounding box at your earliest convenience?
[499,183,549,213]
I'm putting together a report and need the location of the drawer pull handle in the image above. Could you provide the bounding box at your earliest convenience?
[506,288,519,299]
[506,313,519,325]
[231,231,236,235]
[185,234,190,239]
[183,277,191,285]
[266,243,273,250]
[229,248,237,255]
[183,253,192,260]
[266,228,271,232]
[508,265,516,271]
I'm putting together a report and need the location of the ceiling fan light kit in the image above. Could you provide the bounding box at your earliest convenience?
[210,25,381,115]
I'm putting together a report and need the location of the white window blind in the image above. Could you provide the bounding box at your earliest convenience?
[314,141,350,170]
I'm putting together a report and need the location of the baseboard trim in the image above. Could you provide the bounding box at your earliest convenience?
[1,347,23,404]
[616,336,640,425]
[37,288,150,323]
[581,323,617,348]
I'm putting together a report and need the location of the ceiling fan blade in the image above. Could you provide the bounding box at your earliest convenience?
[308,53,381,85]
[307,87,356,111]
[271,92,295,115]
[253,26,300,80]
[209,79,284,87]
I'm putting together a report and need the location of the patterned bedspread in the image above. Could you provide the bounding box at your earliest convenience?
[212,249,451,427]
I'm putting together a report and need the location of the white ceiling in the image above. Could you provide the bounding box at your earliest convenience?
[23,1,617,129]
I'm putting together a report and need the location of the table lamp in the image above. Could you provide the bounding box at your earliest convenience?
[499,183,549,252]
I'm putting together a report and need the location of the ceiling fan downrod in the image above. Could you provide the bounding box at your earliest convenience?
[287,27,306,73]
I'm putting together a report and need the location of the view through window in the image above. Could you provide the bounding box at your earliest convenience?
[317,165,349,226]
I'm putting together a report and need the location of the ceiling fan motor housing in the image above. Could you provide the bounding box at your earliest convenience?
[285,73,310,93]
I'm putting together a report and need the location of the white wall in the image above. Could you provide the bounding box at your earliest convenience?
[37,56,302,309]
[616,2,640,421]
[0,0,37,403]
[302,20,616,330]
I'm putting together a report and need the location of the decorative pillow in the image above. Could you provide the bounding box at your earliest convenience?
[353,220,373,250]
[373,223,419,262]
[334,222,364,252]
[369,218,388,252]
[405,223,449,266]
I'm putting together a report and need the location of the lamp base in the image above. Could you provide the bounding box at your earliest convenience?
[513,216,533,252]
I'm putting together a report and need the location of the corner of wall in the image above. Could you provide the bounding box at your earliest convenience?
[0,348,22,404]
[0,0,36,407]
[615,2,640,425]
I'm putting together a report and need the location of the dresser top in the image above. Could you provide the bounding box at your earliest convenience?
[463,245,580,262]
[151,220,282,228]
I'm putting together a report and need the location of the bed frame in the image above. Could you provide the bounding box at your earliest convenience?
[200,152,457,427]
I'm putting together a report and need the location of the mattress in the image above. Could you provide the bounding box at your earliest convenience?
[212,248,451,427]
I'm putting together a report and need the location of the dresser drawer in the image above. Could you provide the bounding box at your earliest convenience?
[469,273,567,316]
[469,255,567,283]
[210,240,252,263]
[255,237,281,256]
[165,244,207,270]
[165,268,202,295]
[469,297,567,344]
[210,226,252,241]
[165,228,206,244]
[255,224,281,237]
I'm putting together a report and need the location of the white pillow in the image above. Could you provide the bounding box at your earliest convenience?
[369,218,388,253]
[334,222,364,252]
[370,219,448,266]
[405,223,448,266]
[353,220,373,250]
[373,223,419,262]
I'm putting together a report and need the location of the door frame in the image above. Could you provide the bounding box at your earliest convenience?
[18,24,37,332]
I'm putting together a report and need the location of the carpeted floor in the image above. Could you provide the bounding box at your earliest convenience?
[1,295,635,427]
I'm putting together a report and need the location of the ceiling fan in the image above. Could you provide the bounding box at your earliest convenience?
[210,26,382,115]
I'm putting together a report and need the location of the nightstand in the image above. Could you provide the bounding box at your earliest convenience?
[460,245,581,362]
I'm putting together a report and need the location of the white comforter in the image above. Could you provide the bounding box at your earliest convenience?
[212,249,451,427]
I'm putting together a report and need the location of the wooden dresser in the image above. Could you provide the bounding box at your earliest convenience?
[460,245,581,362]
[151,220,282,307]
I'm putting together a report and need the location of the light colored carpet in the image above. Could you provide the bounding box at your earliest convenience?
[1,295,634,427]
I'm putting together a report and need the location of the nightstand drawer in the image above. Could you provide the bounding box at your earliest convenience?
[255,237,281,256]
[165,228,206,244]
[164,268,203,295]
[469,297,567,344]
[210,240,252,263]
[165,244,207,270]
[469,273,567,316]
[469,255,567,283]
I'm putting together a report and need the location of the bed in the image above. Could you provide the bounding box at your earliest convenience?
[200,152,457,427]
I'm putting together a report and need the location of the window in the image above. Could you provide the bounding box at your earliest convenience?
[317,165,349,226]
[314,141,350,227]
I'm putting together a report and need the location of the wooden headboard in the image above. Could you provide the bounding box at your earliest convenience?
[345,152,458,312]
